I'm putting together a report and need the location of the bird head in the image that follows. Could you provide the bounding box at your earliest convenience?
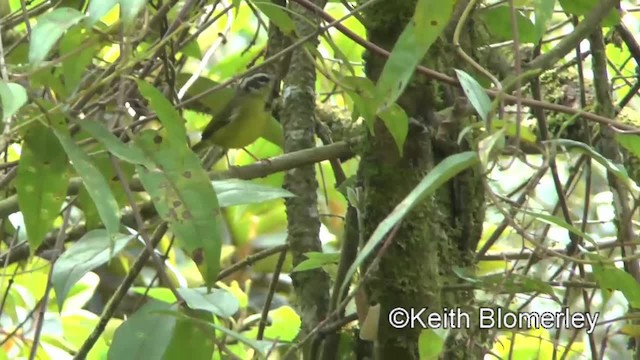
[239,73,273,94]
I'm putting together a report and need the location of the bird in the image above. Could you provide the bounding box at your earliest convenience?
[190,72,274,156]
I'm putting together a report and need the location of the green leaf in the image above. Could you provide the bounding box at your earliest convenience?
[135,130,223,287]
[213,179,294,207]
[29,7,85,65]
[162,310,215,360]
[339,152,480,296]
[418,329,445,360]
[245,306,301,342]
[75,153,134,230]
[550,139,634,187]
[480,273,560,302]
[87,0,118,25]
[413,0,456,41]
[341,76,377,133]
[177,288,239,318]
[53,272,100,312]
[0,81,27,121]
[53,230,134,310]
[491,119,537,143]
[455,69,491,125]
[520,209,598,247]
[534,0,556,41]
[136,80,188,146]
[131,287,176,303]
[559,0,620,27]
[588,253,640,308]
[375,0,453,114]
[291,252,340,272]
[479,5,538,44]
[166,310,272,356]
[59,27,98,93]
[378,103,408,156]
[17,122,70,250]
[108,301,177,360]
[79,119,151,166]
[119,0,147,27]
[252,1,295,35]
[53,128,121,240]
[616,134,640,159]
[477,129,505,169]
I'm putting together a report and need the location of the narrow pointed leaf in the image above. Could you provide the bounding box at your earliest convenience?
[29,7,85,65]
[340,152,480,296]
[0,81,27,121]
[87,0,118,25]
[53,230,134,309]
[455,69,491,125]
[108,301,177,360]
[136,80,187,146]
[79,119,151,166]
[17,122,70,250]
[213,179,294,207]
[53,128,120,239]
[119,0,147,26]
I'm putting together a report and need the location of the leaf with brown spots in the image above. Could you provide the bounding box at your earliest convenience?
[16,120,70,250]
[135,129,223,288]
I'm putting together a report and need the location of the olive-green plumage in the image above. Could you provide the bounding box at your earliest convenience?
[191,73,273,153]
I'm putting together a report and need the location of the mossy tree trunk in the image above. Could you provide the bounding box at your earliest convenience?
[356,1,487,358]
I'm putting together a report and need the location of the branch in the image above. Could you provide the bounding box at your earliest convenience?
[290,0,637,132]
[0,141,354,220]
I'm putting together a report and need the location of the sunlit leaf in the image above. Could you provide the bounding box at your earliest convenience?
[53,230,134,309]
[59,27,98,92]
[245,306,301,342]
[87,0,118,25]
[455,69,491,125]
[550,139,633,188]
[533,0,556,41]
[521,209,598,247]
[108,301,177,360]
[17,122,69,250]
[477,129,505,169]
[54,128,121,241]
[119,0,146,26]
[589,253,640,308]
[29,7,85,65]
[418,329,445,360]
[177,287,239,318]
[0,81,27,121]
[137,80,188,146]
[213,179,294,207]
[291,252,340,272]
[79,119,151,166]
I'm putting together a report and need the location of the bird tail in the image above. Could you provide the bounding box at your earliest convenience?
[191,140,207,154]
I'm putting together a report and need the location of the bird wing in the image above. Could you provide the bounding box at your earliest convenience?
[200,104,240,140]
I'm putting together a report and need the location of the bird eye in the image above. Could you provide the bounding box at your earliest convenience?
[242,73,272,92]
